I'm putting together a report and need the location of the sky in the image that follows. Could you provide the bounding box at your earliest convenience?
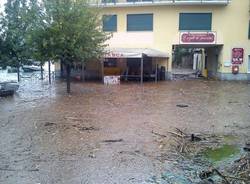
[0,0,6,13]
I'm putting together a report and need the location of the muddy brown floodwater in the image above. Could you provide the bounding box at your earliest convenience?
[0,80,250,184]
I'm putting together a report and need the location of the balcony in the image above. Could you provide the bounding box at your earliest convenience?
[94,0,231,7]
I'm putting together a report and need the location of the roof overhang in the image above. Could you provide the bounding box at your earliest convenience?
[104,48,169,59]
[174,44,224,48]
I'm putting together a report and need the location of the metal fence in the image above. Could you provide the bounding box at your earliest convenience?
[99,0,231,5]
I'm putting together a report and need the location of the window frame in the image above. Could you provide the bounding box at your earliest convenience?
[102,14,117,32]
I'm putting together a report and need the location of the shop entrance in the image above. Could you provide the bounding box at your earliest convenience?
[172,45,222,79]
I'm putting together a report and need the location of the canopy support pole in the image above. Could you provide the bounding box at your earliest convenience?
[167,58,169,80]
[155,62,158,83]
[48,60,51,84]
[140,57,143,84]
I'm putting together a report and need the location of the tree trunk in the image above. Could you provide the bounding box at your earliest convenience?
[17,62,20,82]
[81,62,85,82]
[48,61,51,84]
[66,64,71,94]
[60,61,63,78]
[40,64,43,80]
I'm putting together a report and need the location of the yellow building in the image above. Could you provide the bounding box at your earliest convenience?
[57,0,250,81]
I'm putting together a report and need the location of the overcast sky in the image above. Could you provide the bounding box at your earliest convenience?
[0,0,6,12]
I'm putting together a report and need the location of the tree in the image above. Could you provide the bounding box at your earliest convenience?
[0,0,42,81]
[32,0,109,93]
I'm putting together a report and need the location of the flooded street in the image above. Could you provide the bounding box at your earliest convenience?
[0,79,250,184]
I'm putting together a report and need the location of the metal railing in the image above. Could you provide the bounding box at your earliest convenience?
[97,0,231,6]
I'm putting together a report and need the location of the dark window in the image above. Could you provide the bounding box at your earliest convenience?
[104,58,117,67]
[102,0,116,3]
[179,13,212,31]
[127,0,152,2]
[248,20,250,39]
[103,15,117,32]
[127,14,153,31]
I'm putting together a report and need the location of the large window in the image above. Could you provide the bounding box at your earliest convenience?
[179,13,212,31]
[103,15,117,32]
[127,14,153,31]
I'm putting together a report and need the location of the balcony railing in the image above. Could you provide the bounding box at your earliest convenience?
[94,0,231,7]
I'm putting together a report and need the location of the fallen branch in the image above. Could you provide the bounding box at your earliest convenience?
[167,131,185,138]
[151,131,167,138]
[215,169,249,182]
[175,128,186,136]
[0,168,39,172]
[213,169,230,184]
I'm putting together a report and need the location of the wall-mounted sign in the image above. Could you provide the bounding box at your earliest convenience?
[232,48,244,65]
[180,32,216,44]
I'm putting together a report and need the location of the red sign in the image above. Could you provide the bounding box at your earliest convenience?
[232,48,244,65]
[180,32,216,44]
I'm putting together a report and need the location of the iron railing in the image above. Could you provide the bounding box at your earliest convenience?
[96,0,231,7]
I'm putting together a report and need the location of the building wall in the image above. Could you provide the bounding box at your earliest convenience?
[101,0,250,80]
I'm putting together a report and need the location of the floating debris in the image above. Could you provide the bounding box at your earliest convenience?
[102,139,123,143]
[44,122,56,127]
[72,124,99,132]
[176,104,189,108]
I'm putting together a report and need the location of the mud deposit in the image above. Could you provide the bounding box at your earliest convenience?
[0,80,250,184]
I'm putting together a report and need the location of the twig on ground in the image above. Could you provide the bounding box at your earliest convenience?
[151,131,167,138]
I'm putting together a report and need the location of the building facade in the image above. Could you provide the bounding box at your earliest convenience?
[98,0,250,81]
[57,0,250,81]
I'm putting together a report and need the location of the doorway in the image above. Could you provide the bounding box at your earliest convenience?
[172,45,222,79]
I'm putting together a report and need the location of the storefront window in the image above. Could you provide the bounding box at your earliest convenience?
[104,58,117,67]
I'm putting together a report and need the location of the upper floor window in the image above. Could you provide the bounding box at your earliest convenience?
[179,13,212,31]
[103,15,117,32]
[102,0,116,3]
[127,14,153,31]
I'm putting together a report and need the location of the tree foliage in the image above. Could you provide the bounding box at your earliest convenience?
[0,0,108,91]
[31,0,109,92]
[0,0,43,79]
[32,0,108,64]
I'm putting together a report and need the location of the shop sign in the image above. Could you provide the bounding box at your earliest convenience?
[180,32,216,44]
[105,52,124,58]
[232,48,244,65]
[104,76,120,85]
